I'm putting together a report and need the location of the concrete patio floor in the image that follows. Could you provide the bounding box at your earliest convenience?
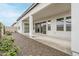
[12,32,70,56]
[32,33,71,55]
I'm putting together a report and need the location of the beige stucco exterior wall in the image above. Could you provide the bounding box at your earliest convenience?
[72,3,79,56]
[33,11,71,40]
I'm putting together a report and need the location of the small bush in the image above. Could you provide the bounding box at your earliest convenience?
[5,31,12,35]
[3,45,19,56]
[0,36,20,56]
[3,51,17,56]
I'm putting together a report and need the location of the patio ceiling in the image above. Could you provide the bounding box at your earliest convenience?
[33,3,71,21]
[22,17,29,22]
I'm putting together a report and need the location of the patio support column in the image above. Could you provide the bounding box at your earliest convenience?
[29,15,33,38]
[22,21,24,33]
[72,3,79,56]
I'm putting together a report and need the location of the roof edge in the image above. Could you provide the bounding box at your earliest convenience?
[17,3,39,21]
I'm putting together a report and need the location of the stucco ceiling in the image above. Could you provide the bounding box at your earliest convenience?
[33,3,71,21]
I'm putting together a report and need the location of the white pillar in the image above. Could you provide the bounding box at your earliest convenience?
[21,20,23,33]
[64,17,66,31]
[22,22,24,33]
[72,3,79,56]
[29,15,33,37]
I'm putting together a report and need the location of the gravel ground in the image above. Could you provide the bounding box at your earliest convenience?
[12,32,69,56]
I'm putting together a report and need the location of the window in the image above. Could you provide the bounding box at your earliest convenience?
[66,16,71,31]
[56,18,64,31]
[66,16,71,19]
[56,16,71,31]
[18,26,20,30]
[35,23,41,33]
[48,20,51,22]
[42,24,46,34]
[24,23,29,33]
[48,24,51,31]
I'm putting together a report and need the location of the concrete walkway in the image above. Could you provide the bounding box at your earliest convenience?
[32,33,71,55]
[12,33,69,56]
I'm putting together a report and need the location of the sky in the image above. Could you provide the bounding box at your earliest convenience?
[0,3,32,26]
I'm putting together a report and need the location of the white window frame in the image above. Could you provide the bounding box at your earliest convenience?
[56,16,71,31]
[56,17,64,31]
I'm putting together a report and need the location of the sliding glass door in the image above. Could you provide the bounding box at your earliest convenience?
[35,21,46,34]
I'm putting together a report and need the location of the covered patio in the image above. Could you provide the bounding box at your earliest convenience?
[21,3,71,55]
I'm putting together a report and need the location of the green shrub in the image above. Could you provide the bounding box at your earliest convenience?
[5,31,12,35]
[3,46,19,56]
[3,51,17,56]
[0,36,20,56]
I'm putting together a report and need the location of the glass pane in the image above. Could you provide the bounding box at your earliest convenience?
[57,25,64,31]
[66,23,71,31]
[42,25,46,34]
[66,16,71,31]
[48,20,51,22]
[24,23,29,33]
[48,24,51,31]
[66,16,71,19]
[56,18,64,31]
[18,26,20,30]
[35,23,41,33]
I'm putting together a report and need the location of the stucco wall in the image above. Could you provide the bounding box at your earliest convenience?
[72,3,79,56]
[34,11,71,40]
